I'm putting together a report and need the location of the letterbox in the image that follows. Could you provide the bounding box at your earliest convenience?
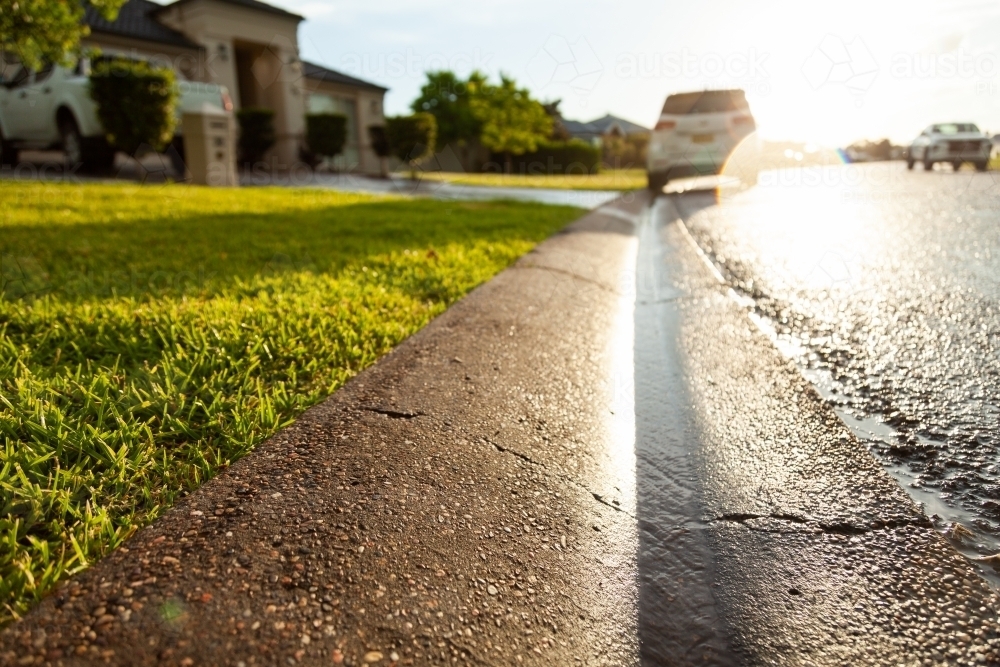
[180,103,237,186]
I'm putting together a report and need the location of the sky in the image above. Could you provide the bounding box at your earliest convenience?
[265,0,1000,146]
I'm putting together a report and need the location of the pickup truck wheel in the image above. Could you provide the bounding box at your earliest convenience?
[0,129,18,167]
[61,118,115,174]
[924,160,934,171]
[60,120,84,166]
[906,159,914,170]
[975,161,989,172]
[0,142,16,167]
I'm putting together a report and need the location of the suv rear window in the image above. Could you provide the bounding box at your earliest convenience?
[931,123,979,134]
[661,90,749,114]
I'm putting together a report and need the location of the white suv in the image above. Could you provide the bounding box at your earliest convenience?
[647,89,756,191]
[906,123,990,172]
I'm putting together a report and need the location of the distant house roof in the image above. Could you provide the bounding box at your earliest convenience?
[84,0,201,49]
[587,114,648,136]
[302,61,388,92]
[559,114,649,141]
[560,118,598,137]
[152,0,304,21]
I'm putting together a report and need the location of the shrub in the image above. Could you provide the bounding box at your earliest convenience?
[236,108,276,164]
[384,113,436,167]
[601,134,648,169]
[88,57,177,154]
[487,139,601,175]
[368,125,390,158]
[306,113,348,159]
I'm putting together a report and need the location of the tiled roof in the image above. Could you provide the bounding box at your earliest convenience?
[558,114,649,140]
[560,118,599,136]
[587,114,649,135]
[84,0,201,49]
[302,61,388,92]
[154,0,303,21]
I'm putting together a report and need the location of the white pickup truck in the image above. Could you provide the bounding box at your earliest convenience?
[0,56,232,172]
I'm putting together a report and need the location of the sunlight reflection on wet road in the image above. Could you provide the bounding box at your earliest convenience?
[675,162,1000,578]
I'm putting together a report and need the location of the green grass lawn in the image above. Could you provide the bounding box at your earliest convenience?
[415,168,647,191]
[0,181,582,624]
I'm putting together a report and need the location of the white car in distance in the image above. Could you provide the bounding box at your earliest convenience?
[907,123,990,172]
[647,88,757,191]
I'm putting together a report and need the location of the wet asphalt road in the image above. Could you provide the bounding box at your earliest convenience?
[675,162,1000,576]
[5,183,1000,665]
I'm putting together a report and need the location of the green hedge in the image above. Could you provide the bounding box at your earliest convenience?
[368,125,390,158]
[487,139,601,174]
[306,113,348,159]
[88,58,177,154]
[236,108,276,164]
[385,113,436,165]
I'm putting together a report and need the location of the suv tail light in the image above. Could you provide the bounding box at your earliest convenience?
[221,90,234,112]
[732,115,754,127]
[655,119,676,131]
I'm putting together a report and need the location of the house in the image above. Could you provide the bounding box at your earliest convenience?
[80,0,388,172]
[556,114,649,147]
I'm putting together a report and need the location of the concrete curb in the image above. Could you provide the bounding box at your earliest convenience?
[1,194,647,666]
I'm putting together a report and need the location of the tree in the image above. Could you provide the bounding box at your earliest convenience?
[411,70,486,149]
[384,113,436,178]
[470,76,552,174]
[542,100,571,141]
[0,0,126,69]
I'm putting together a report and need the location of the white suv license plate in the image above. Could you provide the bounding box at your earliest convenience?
[691,134,714,144]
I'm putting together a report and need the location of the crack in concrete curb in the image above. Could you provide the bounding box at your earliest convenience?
[482,437,636,519]
[512,263,621,295]
[360,405,424,419]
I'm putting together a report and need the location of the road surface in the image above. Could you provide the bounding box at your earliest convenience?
[675,162,1000,580]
